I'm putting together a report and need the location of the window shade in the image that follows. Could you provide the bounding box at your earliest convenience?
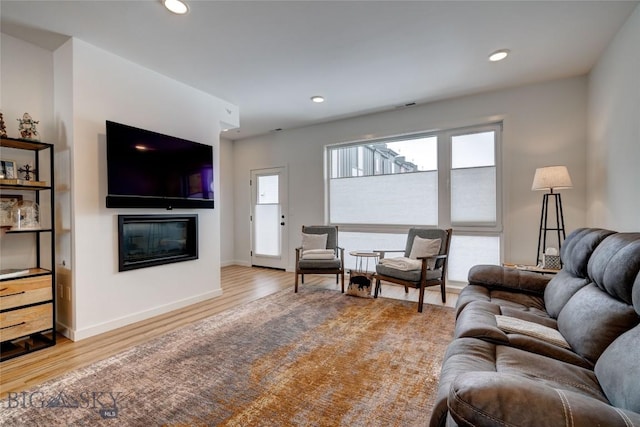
[451,166,496,224]
[330,171,437,225]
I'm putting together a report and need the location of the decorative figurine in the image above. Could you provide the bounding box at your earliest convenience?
[0,112,6,138]
[17,112,40,141]
[18,164,37,181]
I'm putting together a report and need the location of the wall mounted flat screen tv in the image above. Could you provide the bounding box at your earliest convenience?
[106,121,214,209]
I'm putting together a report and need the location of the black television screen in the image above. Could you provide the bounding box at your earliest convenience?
[106,121,214,209]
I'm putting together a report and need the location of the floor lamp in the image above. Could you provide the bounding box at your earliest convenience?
[532,166,573,267]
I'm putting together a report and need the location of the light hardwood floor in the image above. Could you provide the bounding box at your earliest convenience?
[0,265,457,398]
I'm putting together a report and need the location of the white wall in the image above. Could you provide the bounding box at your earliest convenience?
[1,34,55,270]
[233,76,589,270]
[588,4,640,231]
[0,34,54,139]
[2,33,238,340]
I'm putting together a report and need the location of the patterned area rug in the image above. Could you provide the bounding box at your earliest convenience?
[0,287,455,426]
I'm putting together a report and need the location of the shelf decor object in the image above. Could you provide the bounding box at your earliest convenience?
[0,194,22,227]
[17,112,40,141]
[0,158,17,179]
[10,199,40,230]
[18,163,36,181]
[532,165,573,267]
[0,112,6,138]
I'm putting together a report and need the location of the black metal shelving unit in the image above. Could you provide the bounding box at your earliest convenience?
[1,137,56,361]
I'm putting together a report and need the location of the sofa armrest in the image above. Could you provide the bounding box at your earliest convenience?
[468,264,551,296]
[448,371,640,427]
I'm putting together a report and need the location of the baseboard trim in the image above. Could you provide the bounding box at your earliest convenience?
[56,322,72,340]
[68,289,223,341]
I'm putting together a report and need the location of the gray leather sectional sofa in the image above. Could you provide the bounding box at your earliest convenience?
[430,228,640,427]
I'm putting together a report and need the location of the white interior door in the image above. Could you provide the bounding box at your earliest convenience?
[250,167,288,269]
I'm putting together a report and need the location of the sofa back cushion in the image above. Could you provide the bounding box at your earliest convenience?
[557,284,638,363]
[543,271,589,318]
[544,228,615,317]
[561,228,616,278]
[588,233,640,305]
[597,271,640,412]
[595,324,640,413]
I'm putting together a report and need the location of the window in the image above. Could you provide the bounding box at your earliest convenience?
[329,136,438,225]
[451,131,497,225]
[255,174,280,256]
[327,123,502,285]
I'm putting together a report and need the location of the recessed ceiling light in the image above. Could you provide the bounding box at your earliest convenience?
[164,0,189,15]
[489,49,510,62]
[311,96,325,103]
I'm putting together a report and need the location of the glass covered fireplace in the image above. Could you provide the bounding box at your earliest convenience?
[118,214,198,272]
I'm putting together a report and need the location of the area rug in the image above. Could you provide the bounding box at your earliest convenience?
[0,287,455,426]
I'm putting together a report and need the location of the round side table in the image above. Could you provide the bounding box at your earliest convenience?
[349,251,380,274]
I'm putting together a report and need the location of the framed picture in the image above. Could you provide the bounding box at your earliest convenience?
[0,159,17,179]
[0,194,21,227]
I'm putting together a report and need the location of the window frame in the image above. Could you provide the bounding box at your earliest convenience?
[325,122,503,287]
[444,123,503,233]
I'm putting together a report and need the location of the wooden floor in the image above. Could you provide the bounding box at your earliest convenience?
[0,265,457,398]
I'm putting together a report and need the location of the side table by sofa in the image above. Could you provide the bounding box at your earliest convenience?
[503,263,559,275]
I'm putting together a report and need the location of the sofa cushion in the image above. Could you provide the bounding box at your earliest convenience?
[458,286,547,315]
[543,270,590,318]
[454,301,592,368]
[559,228,616,278]
[541,228,616,317]
[430,337,611,427]
[456,282,548,317]
[634,273,640,315]
[588,233,640,305]
[454,300,557,339]
[499,305,555,325]
[448,371,640,427]
[595,325,640,413]
[557,283,639,363]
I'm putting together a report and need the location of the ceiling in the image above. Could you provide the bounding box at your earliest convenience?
[1,1,637,140]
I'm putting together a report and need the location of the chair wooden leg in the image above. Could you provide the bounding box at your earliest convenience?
[418,284,425,313]
[374,278,381,298]
[441,282,446,303]
[336,274,338,284]
[404,286,409,294]
[295,271,299,293]
[340,272,345,293]
[301,274,304,284]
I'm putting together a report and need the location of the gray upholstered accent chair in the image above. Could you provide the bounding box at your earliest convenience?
[295,225,345,293]
[374,228,452,312]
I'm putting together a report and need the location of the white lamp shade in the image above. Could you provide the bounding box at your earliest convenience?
[531,166,573,191]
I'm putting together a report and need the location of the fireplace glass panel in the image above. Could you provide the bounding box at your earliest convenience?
[118,214,198,271]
